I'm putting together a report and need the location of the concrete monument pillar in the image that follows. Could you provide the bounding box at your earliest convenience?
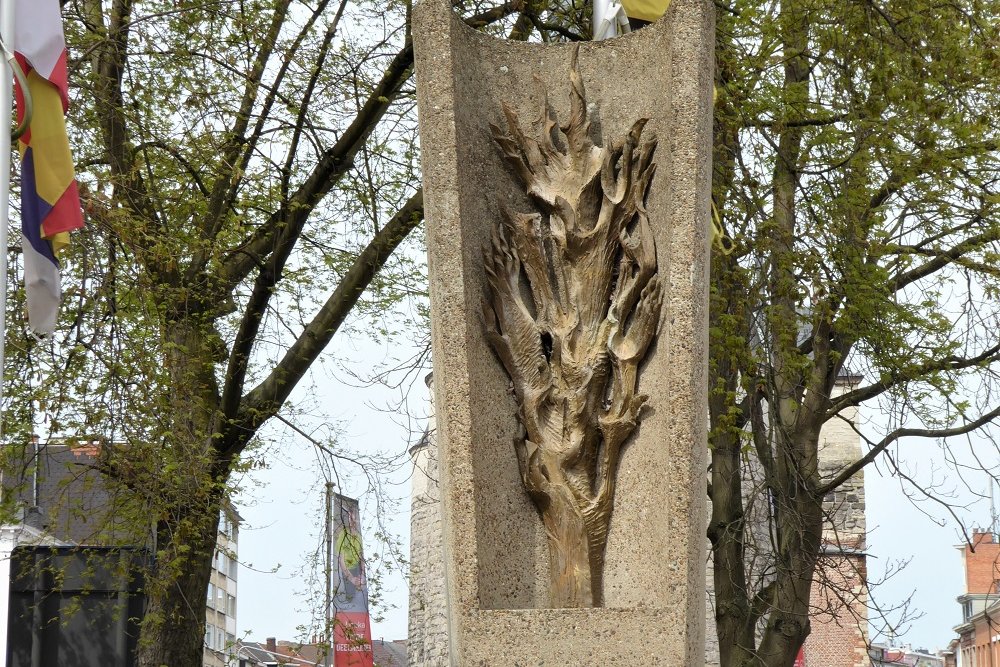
[413,2,713,663]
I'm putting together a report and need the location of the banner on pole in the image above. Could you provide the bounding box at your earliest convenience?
[12,0,84,336]
[331,494,374,667]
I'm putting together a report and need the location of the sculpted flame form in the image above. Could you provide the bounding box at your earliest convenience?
[483,52,663,608]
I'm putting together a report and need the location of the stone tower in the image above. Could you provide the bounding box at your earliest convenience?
[407,375,449,667]
[802,372,869,667]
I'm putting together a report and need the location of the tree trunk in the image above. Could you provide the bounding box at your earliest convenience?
[137,504,221,667]
[755,474,822,667]
[539,483,595,608]
[134,316,227,667]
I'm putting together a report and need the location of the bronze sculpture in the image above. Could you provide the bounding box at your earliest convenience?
[483,52,663,608]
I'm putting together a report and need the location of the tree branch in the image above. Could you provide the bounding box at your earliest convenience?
[816,403,1000,496]
[279,2,346,202]
[227,189,424,451]
[218,1,522,293]
[888,222,1000,293]
[200,0,296,239]
[90,0,162,234]
[827,341,1000,415]
[218,40,415,291]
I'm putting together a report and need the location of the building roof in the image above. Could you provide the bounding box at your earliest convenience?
[2,441,149,546]
[870,644,945,666]
[238,638,407,667]
[372,639,407,666]
[277,641,321,666]
[236,642,281,666]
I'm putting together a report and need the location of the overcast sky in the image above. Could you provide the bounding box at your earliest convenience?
[236,333,420,644]
[865,428,997,651]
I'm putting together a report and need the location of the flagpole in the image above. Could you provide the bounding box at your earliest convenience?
[593,0,613,39]
[0,0,13,416]
[0,4,14,667]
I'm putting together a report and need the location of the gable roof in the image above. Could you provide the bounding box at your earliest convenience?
[372,638,407,666]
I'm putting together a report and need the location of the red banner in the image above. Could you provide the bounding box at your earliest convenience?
[794,648,806,667]
[332,495,373,667]
[334,611,374,667]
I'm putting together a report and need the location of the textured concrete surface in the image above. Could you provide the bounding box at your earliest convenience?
[413,1,714,663]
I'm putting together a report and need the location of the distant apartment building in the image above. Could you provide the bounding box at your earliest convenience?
[868,644,945,666]
[0,439,240,667]
[953,529,1000,667]
[942,638,959,667]
[206,506,241,667]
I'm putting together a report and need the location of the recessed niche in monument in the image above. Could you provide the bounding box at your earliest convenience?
[483,50,663,609]
[413,0,712,662]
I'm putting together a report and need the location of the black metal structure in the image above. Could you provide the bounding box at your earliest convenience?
[6,546,147,667]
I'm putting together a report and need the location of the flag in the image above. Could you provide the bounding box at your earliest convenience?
[13,0,83,336]
[621,0,670,25]
[592,0,629,39]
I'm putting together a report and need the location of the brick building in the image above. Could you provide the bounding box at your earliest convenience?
[941,638,959,667]
[953,530,1000,666]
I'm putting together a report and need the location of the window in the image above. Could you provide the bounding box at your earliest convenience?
[207,583,215,609]
[227,593,237,617]
[205,623,223,651]
[216,586,225,612]
[228,554,238,580]
[226,632,235,650]
[219,511,239,541]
